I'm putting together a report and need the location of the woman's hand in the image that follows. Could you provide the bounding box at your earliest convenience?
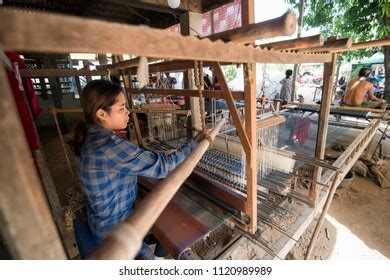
[194,129,215,144]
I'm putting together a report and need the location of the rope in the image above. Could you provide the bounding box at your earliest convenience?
[194,61,206,131]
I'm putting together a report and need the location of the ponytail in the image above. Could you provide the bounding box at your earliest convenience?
[68,120,88,156]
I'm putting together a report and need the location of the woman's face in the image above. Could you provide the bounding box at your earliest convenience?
[98,93,129,130]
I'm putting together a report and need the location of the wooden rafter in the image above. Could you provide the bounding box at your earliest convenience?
[0,10,332,64]
[299,37,352,53]
[207,12,296,44]
[259,34,324,51]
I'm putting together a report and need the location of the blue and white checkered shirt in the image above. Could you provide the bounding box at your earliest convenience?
[77,125,196,244]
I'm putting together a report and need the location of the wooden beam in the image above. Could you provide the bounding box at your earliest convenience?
[0,63,66,259]
[97,57,140,71]
[0,9,332,64]
[287,102,387,114]
[206,12,296,44]
[241,0,258,235]
[211,62,251,155]
[109,0,202,13]
[310,53,338,205]
[129,108,191,115]
[338,38,390,52]
[300,37,352,53]
[147,60,232,74]
[20,68,108,78]
[259,34,324,51]
[128,88,245,100]
[255,115,285,129]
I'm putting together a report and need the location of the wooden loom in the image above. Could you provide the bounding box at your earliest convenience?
[3,1,388,259]
[0,6,332,259]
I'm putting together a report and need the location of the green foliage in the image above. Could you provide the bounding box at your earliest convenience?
[286,0,388,62]
[222,65,238,83]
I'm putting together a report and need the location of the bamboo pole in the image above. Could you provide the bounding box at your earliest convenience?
[88,119,226,259]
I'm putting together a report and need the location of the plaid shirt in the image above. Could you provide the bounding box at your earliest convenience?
[77,125,196,244]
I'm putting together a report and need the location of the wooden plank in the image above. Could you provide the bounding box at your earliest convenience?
[241,0,258,234]
[207,12,296,44]
[0,64,66,259]
[259,34,324,51]
[211,62,251,156]
[0,10,333,64]
[310,53,337,204]
[128,88,245,100]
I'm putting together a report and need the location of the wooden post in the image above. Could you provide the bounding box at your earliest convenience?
[0,63,66,259]
[43,56,68,133]
[180,11,203,134]
[211,62,251,154]
[241,0,258,234]
[305,172,341,259]
[291,0,305,102]
[310,53,338,204]
[116,55,143,146]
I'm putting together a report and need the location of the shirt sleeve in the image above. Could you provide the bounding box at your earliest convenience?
[105,137,197,179]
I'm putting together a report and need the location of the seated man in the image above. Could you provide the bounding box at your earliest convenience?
[342,67,386,109]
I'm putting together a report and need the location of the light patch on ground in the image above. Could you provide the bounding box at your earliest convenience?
[326,214,387,260]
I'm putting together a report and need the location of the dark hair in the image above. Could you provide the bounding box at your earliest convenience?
[358,67,371,78]
[285,69,293,78]
[69,79,122,155]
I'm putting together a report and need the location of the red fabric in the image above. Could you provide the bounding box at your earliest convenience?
[5,51,43,151]
[291,117,311,146]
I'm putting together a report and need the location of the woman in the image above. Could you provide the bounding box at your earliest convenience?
[280,69,293,105]
[70,79,208,259]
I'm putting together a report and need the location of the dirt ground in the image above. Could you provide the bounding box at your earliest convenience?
[287,175,390,260]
